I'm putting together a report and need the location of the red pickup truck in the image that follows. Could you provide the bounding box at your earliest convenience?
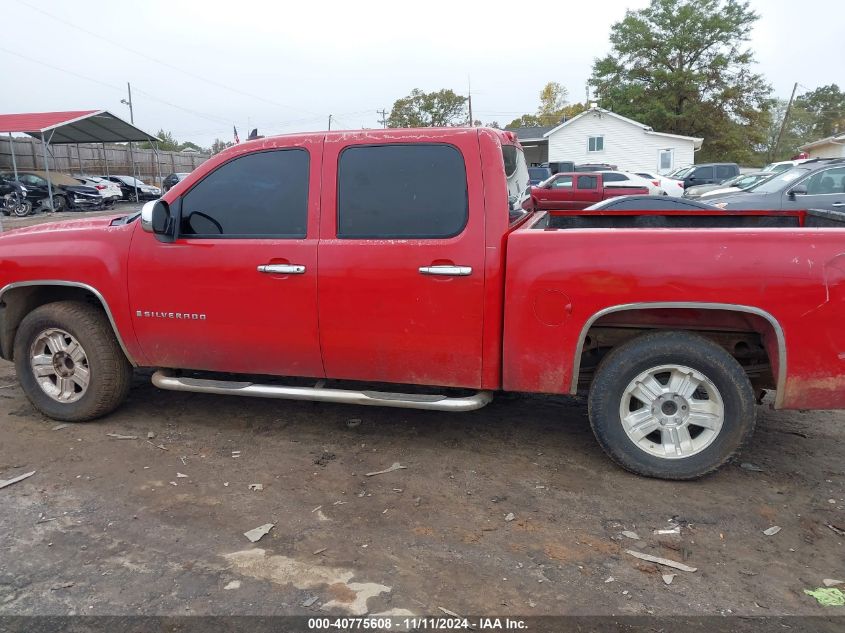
[2,127,845,480]
[524,171,648,210]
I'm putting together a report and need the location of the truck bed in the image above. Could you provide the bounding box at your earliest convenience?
[502,208,845,410]
[534,208,845,230]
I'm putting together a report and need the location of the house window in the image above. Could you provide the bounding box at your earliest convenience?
[588,136,604,152]
[659,149,673,172]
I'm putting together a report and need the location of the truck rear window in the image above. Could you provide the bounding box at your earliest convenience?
[337,144,468,239]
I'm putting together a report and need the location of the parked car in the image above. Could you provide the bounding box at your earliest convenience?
[709,158,845,212]
[0,170,102,211]
[596,171,665,195]
[761,159,811,174]
[684,171,774,199]
[524,172,649,210]
[6,128,845,481]
[163,172,191,192]
[75,176,122,207]
[585,195,721,211]
[635,172,686,197]
[576,162,618,172]
[98,175,161,201]
[527,166,551,186]
[544,161,575,175]
[666,163,740,189]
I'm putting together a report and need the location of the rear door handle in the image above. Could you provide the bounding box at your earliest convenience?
[833,202,845,208]
[257,264,306,274]
[419,265,472,276]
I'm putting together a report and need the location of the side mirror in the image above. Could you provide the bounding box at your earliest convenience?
[788,184,807,198]
[140,199,175,241]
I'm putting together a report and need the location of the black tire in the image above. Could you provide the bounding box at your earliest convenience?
[13,301,133,422]
[588,330,756,480]
[13,200,33,217]
[52,195,67,212]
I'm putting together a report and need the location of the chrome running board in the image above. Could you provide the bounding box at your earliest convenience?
[151,370,493,412]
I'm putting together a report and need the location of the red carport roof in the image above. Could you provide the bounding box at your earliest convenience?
[0,110,161,144]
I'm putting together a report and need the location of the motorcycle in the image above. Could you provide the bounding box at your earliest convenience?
[0,178,33,217]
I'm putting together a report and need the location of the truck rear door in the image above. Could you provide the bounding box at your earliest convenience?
[316,131,486,388]
[576,174,601,206]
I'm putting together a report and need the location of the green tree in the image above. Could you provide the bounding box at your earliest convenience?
[537,82,569,125]
[761,99,816,161]
[795,84,845,139]
[506,114,542,128]
[139,129,180,151]
[178,141,204,153]
[211,138,235,154]
[589,0,772,164]
[387,89,468,127]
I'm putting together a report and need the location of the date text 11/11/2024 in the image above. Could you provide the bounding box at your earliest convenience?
[307,617,528,630]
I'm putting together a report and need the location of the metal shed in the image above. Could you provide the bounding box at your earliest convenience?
[0,110,161,210]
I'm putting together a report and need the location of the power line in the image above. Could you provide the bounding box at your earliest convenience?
[14,0,319,117]
[377,109,388,128]
[0,45,234,127]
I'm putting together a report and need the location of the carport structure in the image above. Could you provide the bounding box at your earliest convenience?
[0,110,161,210]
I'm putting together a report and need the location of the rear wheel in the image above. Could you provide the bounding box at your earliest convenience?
[14,301,133,421]
[51,194,67,212]
[588,330,756,479]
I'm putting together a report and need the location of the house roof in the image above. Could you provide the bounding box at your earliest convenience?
[506,125,556,142]
[800,133,845,151]
[0,110,160,144]
[542,107,703,149]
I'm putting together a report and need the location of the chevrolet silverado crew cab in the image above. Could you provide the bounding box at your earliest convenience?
[524,172,649,210]
[3,127,845,480]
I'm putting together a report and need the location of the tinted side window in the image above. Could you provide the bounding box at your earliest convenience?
[337,144,468,239]
[716,165,736,179]
[805,167,845,194]
[602,173,627,183]
[693,166,715,179]
[180,149,309,238]
[551,175,574,189]
[577,175,597,189]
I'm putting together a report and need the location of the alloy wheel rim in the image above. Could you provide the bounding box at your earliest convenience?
[29,328,90,403]
[618,364,724,459]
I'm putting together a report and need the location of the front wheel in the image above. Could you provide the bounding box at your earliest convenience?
[588,330,756,479]
[13,301,133,421]
[13,200,33,217]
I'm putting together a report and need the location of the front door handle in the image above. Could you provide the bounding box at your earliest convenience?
[833,202,845,208]
[419,265,472,276]
[257,264,306,274]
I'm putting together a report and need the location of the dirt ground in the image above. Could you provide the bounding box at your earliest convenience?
[0,209,843,623]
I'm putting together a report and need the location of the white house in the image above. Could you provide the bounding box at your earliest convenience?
[799,133,845,159]
[543,106,703,174]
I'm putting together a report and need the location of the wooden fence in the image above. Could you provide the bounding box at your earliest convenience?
[0,136,210,186]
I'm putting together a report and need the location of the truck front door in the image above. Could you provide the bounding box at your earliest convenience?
[316,133,486,388]
[127,142,325,378]
[536,174,575,209]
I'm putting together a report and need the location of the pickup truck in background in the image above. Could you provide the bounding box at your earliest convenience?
[3,127,845,481]
[524,172,649,210]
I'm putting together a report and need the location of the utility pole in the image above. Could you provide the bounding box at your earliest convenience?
[774,81,799,159]
[467,76,473,126]
[121,82,135,124]
[328,114,332,131]
[377,109,388,128]
[121,82,139,200]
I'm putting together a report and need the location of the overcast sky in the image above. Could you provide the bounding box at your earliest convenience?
[2,0,842,147]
